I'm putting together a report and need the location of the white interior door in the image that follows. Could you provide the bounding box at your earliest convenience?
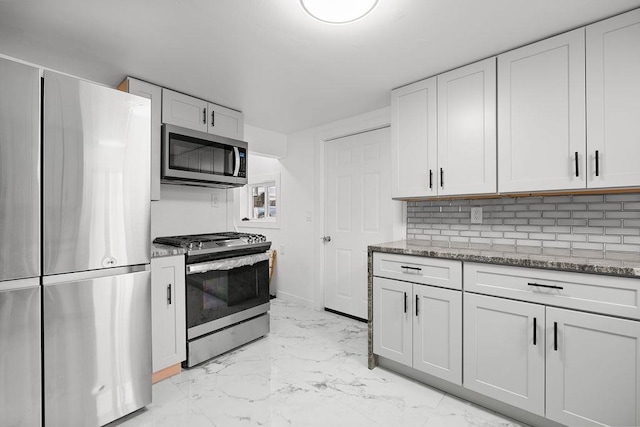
[324,127,395,320]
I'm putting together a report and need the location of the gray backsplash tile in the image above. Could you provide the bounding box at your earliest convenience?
[406,193,640,253]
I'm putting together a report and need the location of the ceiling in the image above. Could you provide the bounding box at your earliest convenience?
[1,0,640,134]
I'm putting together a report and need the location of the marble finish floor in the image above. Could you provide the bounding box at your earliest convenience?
[113,299,525,427]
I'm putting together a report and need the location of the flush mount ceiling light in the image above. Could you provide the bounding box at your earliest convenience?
[300,0,379,24]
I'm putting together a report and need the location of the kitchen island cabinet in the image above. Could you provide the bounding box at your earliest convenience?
[368,241,640,427]
[373,253,462,384]
[151,253,186,382]
[463,293,545,416]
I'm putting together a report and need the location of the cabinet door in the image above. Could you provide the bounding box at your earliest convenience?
[587,9,640,188]
[463,293,545,416]
[391,77,437,198]
[151,255,186,372]
[373,277,412,366]
[498,29,586,193]
[546,308,640,427]
[437,58,496,196]
[127,78,162,201]
[207,102,244,140]
[413,285,462,385]
[162,88,208,132]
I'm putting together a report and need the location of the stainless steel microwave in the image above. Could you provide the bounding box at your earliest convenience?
[161,124,248,188]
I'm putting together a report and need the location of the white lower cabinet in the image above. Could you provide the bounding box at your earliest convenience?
[151,255,186,373]
[463,293,545,416]
[464,292,640,426]
[546,308,640,427]
[373,276,462,385]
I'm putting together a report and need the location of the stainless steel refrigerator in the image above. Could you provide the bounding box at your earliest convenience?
[42,71,152,426]
[0,57,42,427]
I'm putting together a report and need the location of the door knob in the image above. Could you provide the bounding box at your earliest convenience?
[321,236,332,243]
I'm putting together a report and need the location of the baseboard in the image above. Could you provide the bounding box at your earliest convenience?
[275,290,313,307]
[151,363,181,384]
[377,356,564,427]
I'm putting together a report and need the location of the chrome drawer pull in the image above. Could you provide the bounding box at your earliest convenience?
[400,265,422,272]
[527,282,563,290]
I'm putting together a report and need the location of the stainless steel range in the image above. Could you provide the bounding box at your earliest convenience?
[154,232,271,367]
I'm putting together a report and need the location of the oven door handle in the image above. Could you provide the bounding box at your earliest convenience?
[186,252,271,275]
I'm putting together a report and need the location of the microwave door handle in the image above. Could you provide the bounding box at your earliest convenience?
[233,147,240,177]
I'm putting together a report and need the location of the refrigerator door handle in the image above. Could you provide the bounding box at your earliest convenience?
[43,264,149,286]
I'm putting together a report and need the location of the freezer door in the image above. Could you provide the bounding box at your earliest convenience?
[43,268,151,426]
[0,278,41,427]
[43,70,151,275]
[0,58,40,281]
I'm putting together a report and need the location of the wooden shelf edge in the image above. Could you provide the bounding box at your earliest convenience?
[152,363,181,384]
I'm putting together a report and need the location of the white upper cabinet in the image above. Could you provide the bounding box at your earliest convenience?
[437,58,497,196]
[123,78,162,201]
[207,102,244,140]
[162,88,208,132]
[391,77,437,198]
[162,89,244,140]
[498,29,586,193]
[587,9,640,189]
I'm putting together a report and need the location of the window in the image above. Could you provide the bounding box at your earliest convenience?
[249,181,277,220]
[239,172,280,229]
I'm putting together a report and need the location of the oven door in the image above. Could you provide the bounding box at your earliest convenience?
[162,124,247,186]
[185,252,270,340]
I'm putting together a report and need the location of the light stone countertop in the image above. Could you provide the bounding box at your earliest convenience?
[368,240,640,278]
[151,243,186,258]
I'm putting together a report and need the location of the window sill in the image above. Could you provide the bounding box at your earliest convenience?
[238,220,280,230]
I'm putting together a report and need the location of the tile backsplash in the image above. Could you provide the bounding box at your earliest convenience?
[406,193,640,254]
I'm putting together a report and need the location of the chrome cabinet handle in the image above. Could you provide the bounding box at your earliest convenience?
[211,111,215,127]
[575,152,579,177]
[404,292,407,313]
[400,265,421,272]
[533,317,537,346]
[440,168,444,188]
[554,322,558,351]
[167,284,172,305]
[429,169,433,189]
[202,108,206,124]
[415,294,419,316]
[595,150,600,176]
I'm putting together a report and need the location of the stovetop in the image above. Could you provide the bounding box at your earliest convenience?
[154,232,270,259]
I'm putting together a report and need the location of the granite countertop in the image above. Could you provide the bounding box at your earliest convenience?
[151,243,186,258]
[369,240,640,278]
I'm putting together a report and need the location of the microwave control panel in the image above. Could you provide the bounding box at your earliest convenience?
[238,149,247,178]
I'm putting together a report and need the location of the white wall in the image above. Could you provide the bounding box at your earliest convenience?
[151,185,229,239]
[233,107,405,309]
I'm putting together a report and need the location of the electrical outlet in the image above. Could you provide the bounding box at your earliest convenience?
[306,211,312,221]
[211,194,220,208]
[471,207,483,224]
[279,245,285,255]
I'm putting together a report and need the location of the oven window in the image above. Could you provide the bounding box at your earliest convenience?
[186,260,269,330]
[168,133,235,176]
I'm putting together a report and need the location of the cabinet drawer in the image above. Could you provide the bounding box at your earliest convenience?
[373,252,462,290]
[465,263,640,319]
